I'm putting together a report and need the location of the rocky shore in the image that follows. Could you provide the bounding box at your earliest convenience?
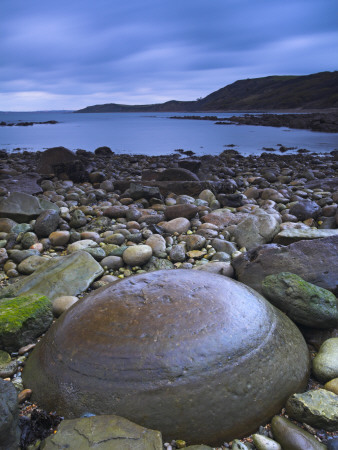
[0,120,58,127]
[170,111,338,133]
[0,146,337,449]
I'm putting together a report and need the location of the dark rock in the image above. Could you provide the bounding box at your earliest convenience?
[23,270,309,445]
[178,159,202,173]
[218,193,244,208]
[34,209,60,238]
[157,167,200,181]
[233,236,338,295]
[37,147,90,182]
[0,191,58,223]
[164,204,198,220]
[103,205,129,219]
[271,416,326,450]
[0,379,20,450]
[289,200,321,221]
[94,146,114,156]
[0,173,43,195]
[128,183,162,200]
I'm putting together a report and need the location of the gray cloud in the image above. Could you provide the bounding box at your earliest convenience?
[0,0,337,110]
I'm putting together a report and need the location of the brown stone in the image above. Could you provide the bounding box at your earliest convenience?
[23,270,309,446]
[164,204,198,220]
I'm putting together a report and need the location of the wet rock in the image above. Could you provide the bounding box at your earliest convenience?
[161,217,191,234]
[23,270,309,445]
[180,234,206,251]
[142,256,174,271]
[49,230,70,246]
[94,146,114,156]
[286,389,338,431]
[69,209,87,228]
[128,183,161,200]
[273,228,338,245]
[325,378,338,395]
[169,244,186,262]
[122,244,153,266]
[41,415,162,450]
[211,238,237,255]
[103,205,129,219]
[312,338,338,382]
[232,210,280,250]
[252,434,281,450]
[0,379,20,450]
[0,191,58,223]
[0,217,17,233]
[37,147,90,182]
[0,295,52,352]
[100,255,124,270]
[34,209,60,238]
[145,234,167,257]
[289,200,321,221]
[0,251,103,301]
[262,272,338,328]
[194,261,234,277]
[233,236,338,295]
[52,296,79,317]
[157,167,199,181]
[67,239,98,253]
[271,416,326,450]
[164,204,198,220]
[202,209,247,227]
[17,255,48,275]
[7,249,41,264]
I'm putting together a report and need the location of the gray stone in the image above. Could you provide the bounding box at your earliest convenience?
[194,261,234,277]
[274,228,338,245]
[69,209,87,228]
[23,270,309,445]
[252,433,281,450]
[83,247,106,261]
[312,338,338,382]
[262,272,338,328]
[128,183,161,200]
[271,416,326,450]
[211,238,237,254]
[142,256,174,271]
[34,209,60,238]
[145,234,167,257]
[289,200,321,221]
[0,191,59,223]
[180,234,206,251]
[233,236,338,295]
[232,210,280,250]
[7,249,41,264]
[169,244,186,262]
[0,251,103,301]
[52,296,79,317]
[101,256,124,270]
[122,245,153,266]
[40,415,162,450]
[0,379,20,450]
[161,217,191,234]
[67,239,98,254]
[286,389,338,431]
[0,295,53,352]
[17,255,48,275]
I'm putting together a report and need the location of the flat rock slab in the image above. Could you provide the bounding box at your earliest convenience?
[233,236,338,295]
[0,251,103,301]
[41,415,162,450]
[23,270,309,445]
[0,173,43,195]
[274,228,338,245]
[0,192,58,223]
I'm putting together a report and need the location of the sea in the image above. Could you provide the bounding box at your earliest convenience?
[0,111,337,156]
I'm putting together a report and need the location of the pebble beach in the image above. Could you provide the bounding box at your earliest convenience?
[0,146,338,449]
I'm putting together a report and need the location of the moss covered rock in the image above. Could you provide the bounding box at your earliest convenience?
[262,272,338,328]
[0,295,53,352]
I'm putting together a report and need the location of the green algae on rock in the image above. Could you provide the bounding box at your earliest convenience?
[0,295,52,352]
[23,270,309,446]
[262,272,338,328]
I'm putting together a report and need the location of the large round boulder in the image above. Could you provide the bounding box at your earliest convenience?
[23,270,309,445]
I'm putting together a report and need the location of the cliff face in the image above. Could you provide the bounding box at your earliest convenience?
[76,71,338,113]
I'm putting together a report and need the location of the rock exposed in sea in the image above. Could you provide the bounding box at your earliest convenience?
[23,270,309,445]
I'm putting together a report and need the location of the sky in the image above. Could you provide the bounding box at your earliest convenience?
[1,0,337,111]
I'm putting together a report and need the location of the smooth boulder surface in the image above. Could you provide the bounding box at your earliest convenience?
[23,270,309,445]
[312,338,338,382]
[262,272,338,328]
[233,236,338,295]
[41,415,162,450]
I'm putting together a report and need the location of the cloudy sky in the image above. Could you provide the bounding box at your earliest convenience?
[1,0,337,111]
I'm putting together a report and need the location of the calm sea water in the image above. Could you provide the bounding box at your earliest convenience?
[0,111,337,156]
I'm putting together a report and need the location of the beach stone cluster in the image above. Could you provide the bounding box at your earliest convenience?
[0,146,337,448]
